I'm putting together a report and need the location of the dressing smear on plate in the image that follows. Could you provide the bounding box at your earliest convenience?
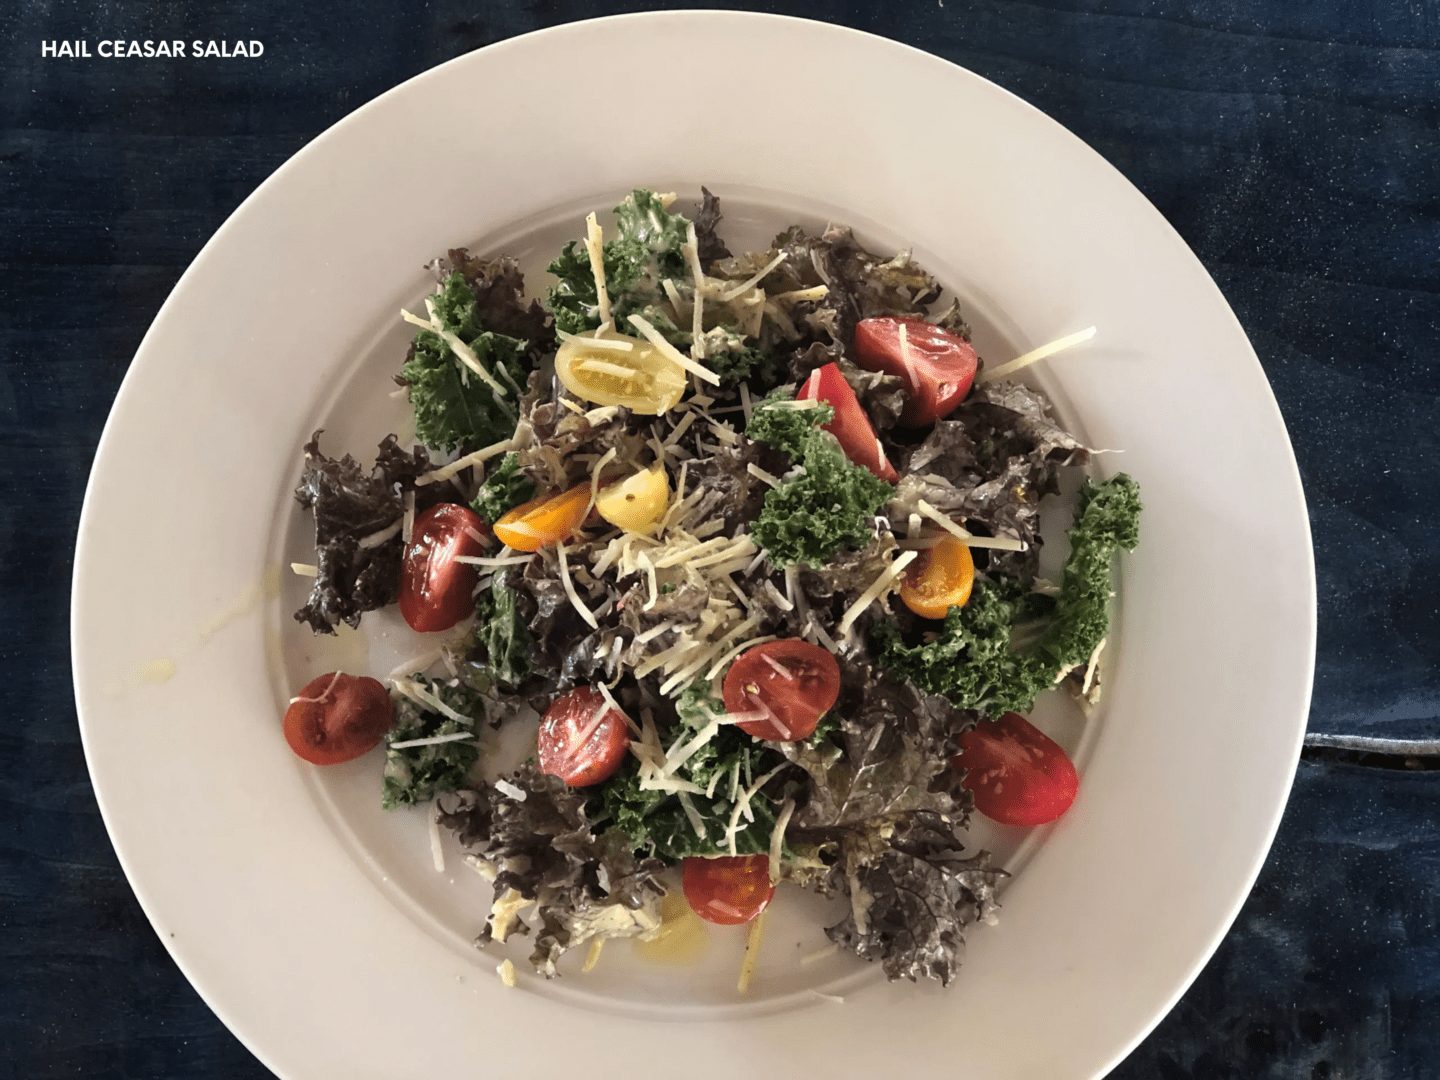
[284,189,1140,989]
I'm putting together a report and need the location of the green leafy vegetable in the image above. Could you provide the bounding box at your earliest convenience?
[438,765,667,977]
[584,684,791,861]
[470,452,535,526]
[471,577,531,688]
[873,474,1142,714]
[546,190,691,337]
[400,273,531,454]
[382,678,484,810]
[745,395,895,566]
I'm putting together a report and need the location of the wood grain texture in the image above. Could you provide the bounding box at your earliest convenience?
[1,1,1436,1076]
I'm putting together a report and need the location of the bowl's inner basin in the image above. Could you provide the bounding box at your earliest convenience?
[267,187,1108,1018]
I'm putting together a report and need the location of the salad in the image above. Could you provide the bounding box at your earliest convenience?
[284,189,1141,987]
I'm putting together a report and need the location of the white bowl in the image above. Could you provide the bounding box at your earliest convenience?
[72,12,1315,1079]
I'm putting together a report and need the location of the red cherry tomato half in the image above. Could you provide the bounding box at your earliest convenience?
[953,712,1079,826]
[682,854,775,925]
[537,686,632,788]
[399,503,488,633]
[283,672,394,765]
[853,316,979,426]
[797,362,898,483]
[722,639,840,743]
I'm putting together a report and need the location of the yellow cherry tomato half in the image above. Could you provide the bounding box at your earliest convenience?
[899,536,975,619]
[493,483,591,552]
[554,329,687,414]
[594,465,670,533]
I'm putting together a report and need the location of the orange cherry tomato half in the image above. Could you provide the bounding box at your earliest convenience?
[682,854,775,925]
[493,483,591,553]
[898,536,975,619]
[722,639,840,742]
[399,503,488,633]
[953,712,1079,826]
[536,686,632,788]
[797,362,898,482]
[283,672,394,765]
[853,316,978,426]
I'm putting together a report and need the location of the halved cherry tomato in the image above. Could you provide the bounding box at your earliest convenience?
[953,712,1079,826]
[399,503,487,633]
[899,536,975,619]
[722,639,840,742]
[682,854,775,925]
[554,328,687,414]
[283,672,393,765]
[853,316,979,426]
[537,686,632,787]
[493,483,590,552]
[797,362,898,482]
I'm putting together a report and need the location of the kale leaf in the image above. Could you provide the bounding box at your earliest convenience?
[585,720,789,862]
[873,474,1142,714]
[441,248,553,352]
[438,764,668,977]
[546,190,691,337]
[745,395,895,567]
[470,576,531,688]
[470,452,535,526]
[292,432,434,633]
[824,811,1003,984]
[381,677,484,810]
[400,273,530,454]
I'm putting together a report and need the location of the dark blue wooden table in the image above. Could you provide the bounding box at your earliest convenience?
[3,3,1437,1077]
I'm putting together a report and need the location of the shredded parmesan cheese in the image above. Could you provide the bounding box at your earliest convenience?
[584,212,612,329]
[976,325,1097,385]
[737,906,768,992]
[717,251,788,302]
[897,320,919,392]
[415,438,516,486]
[835,551,919,638]
[747,462,781,487]
[497,959,516,988]
[555,542,598,630]
[290,562,318,577]
[555,329,634,352]
[387,731,475,750]
[768,798,796,883]
[357,519,401,550]
[627,313,721,385]
[428,805,446,872]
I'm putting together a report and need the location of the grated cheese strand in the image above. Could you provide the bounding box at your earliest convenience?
[415,438,516,486]
[388,731,476,750]
[584,446,618,523]
[585,212,612,329]
[976,325,1098,385]
[421,297,511,399]
[915,499,973,541]
[627,314,721,386]
[428,804,446,873]
[835,551,919,638]
[357,519,401,550]
[555,328,633,352]
[717,251,788,303]
[736,905,769,993]
[290,562,319,577]
[556,542,599,630]
[768,797,796,884]
[685,222,706,358]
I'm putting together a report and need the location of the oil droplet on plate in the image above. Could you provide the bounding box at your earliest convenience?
[633,890,711,966]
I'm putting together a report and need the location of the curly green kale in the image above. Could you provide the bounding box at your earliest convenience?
[400,273,530,454]
[546,190,690,337]
[745,396,895,566]
[470,452,535,526]
[471,577,531,688]
[382,677,484,810]
[872,474,1142,715]
[584,684,791,861]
